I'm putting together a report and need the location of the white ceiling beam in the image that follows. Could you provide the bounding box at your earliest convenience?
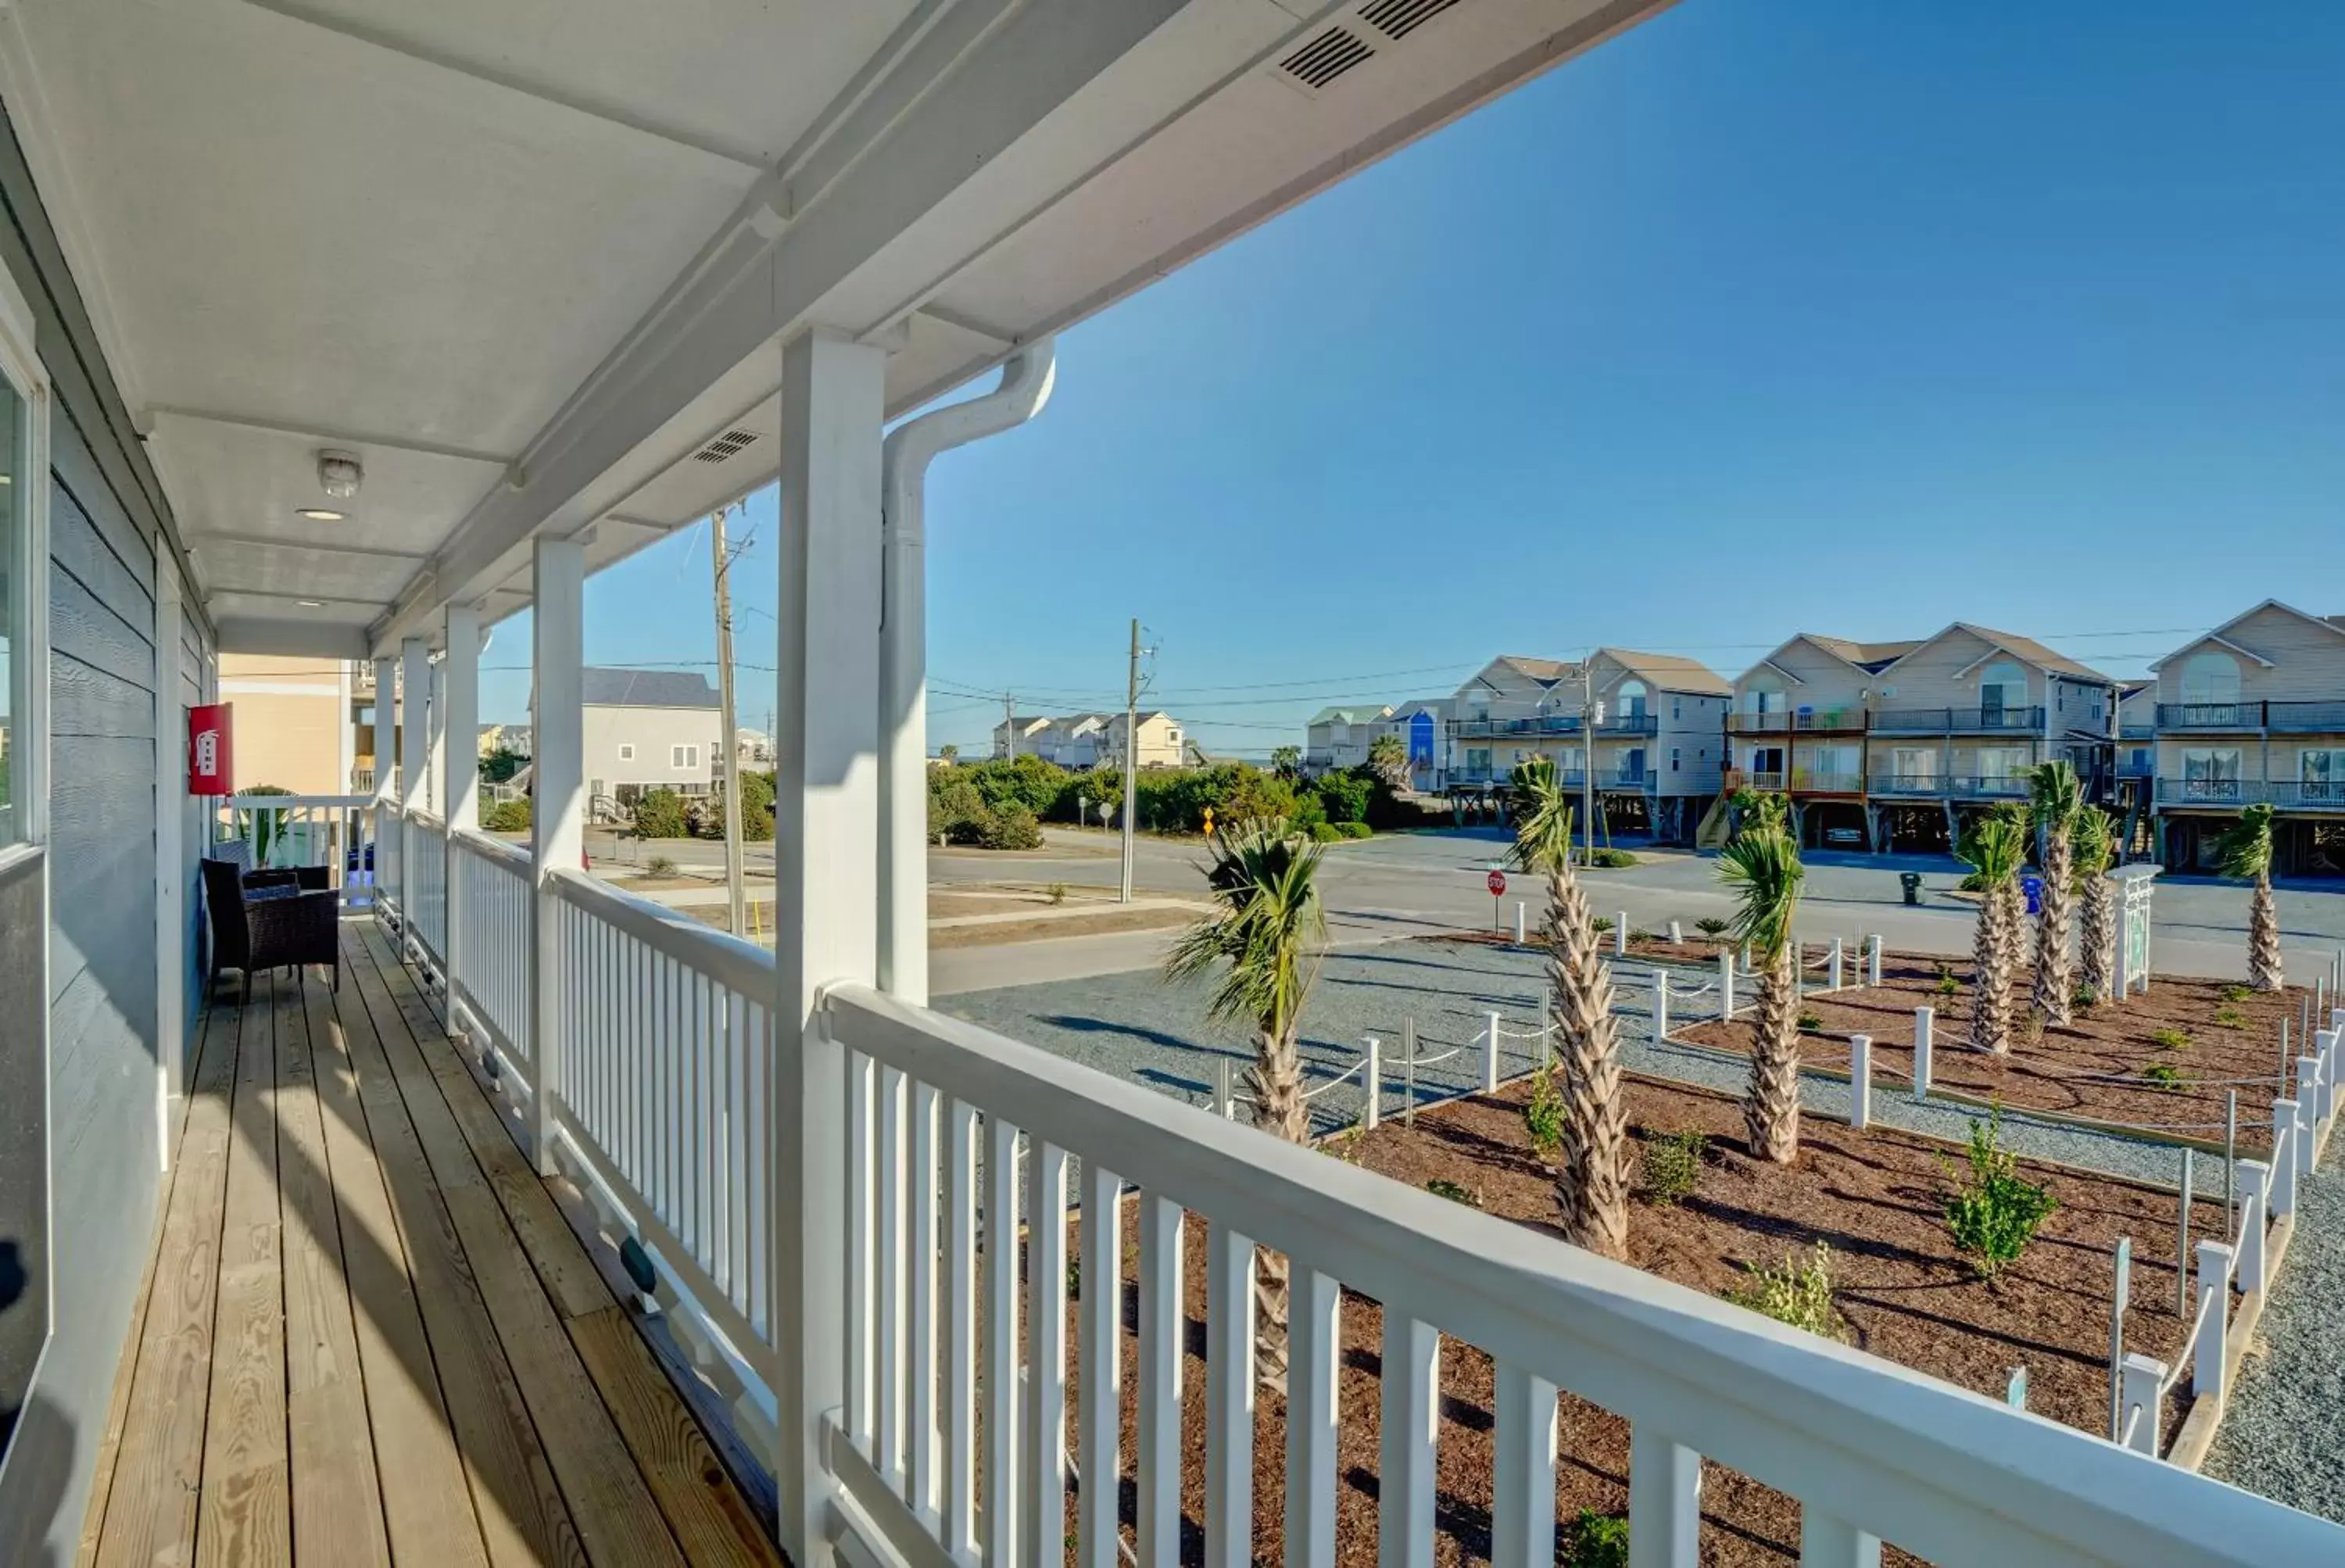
[215,614,371,659]
[233,0,770,173]
[213,586,392,609]
[371,0,1242,655]
[148,403,516,467]
[186,530,431,563]
[915,302,1017,345]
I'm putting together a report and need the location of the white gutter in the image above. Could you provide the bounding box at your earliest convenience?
[878,338,1057,1004]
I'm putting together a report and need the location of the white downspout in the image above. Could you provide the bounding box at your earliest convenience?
[879,338,1057,1004]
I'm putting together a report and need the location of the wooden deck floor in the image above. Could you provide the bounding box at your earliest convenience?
[78,920,783,1568]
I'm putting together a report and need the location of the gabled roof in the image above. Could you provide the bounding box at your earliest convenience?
[1389,696,1453,720]
[1493,654,1573,683]
[1591,647,1731,696]
[1307,705,1392,727]
[1910,623,2113,684]
[1737,633,1913,687]
[2147,600,2345,671]
[580,668,720,709]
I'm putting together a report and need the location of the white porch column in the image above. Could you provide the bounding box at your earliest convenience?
[443,601,482,1030]
[531,540,585,1175]
[772,328,886,1568]
[426,653,447,817]
[399,636,430,952]
[153,547,185,1162]
[373,656,397,904]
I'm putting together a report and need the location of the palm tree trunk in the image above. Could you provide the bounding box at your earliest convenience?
[2032,829,2075,1026]
[2078,878,2115,1003]
[1548,865,1629,1257]
[1972,885,2014,1053]
[1743,941,1801,1162]
[1247,1021,1305,1387]
[2250,874,2284,991]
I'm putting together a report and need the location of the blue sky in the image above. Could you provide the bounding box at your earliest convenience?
[484,0,2345,756]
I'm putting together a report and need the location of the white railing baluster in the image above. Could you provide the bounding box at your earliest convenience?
[1286,1270,1340,1568]
[1205,1226,1255,1568]
[1628,1428,1700,1568]
[1378,1316,1438,1568]
[847,1049,875,1448]
[878,1065,909,1481]
[943,1097,980,1556]
[909,1082,942,1518]
[1024,1143,1071,1568]
[984,1115,1022,1568]
[1492,1363,1557,1568]
[1079,1161,1124,1568]
[1799,1509,1881,1568]
[1137,1197,1183,1568]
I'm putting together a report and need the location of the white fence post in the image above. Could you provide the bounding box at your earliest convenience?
[2296,1065,2318,1173]
[1652,969,1669,1046]
[1849,1036,1871,1130]
[2320,1029,2340,1132]
[1913,1007,1934,1101]
[1615,911,1628,957]
[1719,950,1735,1020]
[2236,1162,2268,1294]
[1484,1012,1501,1094]
[2119,1354,2165,1455]
[2272,1098,2299,1219]
[2193,1240,2232,1404]
[1667,918,1683,944]
[1215,1058,1233,1121]
[1363,1037,1380,1131]
[442,600,480,1028]
[1514,901,1526,944]
[1868,933,1885,986]
[1828,936,1844,991]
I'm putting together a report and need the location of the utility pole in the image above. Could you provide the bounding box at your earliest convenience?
[711,505,746,936]
[1121,617,1140,903]
[1580,661,1599,868]
[1003,693,1017,758]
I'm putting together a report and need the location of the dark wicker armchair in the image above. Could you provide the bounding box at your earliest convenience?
[200,857,338,1002]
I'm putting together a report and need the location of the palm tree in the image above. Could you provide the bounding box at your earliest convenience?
[1509,759,1627,1257]
[1960,812,2028,1052]
[1367,732,1411,792]
[2073,806,2118,1004]
[1163,817,1327,1381]
[2027,761,2083,1026]
[1718,822,1806,1162]
[1270,743,1302,778]
[2215,804,2285,990]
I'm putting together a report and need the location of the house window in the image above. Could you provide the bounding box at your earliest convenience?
[1617,680,1649,720]
[2181,651,2242,708]
[1978,661,2028,725]
[1670,747,1681,772]
[2184,746,2243,801]
[1892,746,1938,783]
[671,743,700,769]
[2302,750,2345,803]
[1976,746,2030,782]
[618,743,635,761]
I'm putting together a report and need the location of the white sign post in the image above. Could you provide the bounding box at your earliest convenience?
[2110,865,2161,999]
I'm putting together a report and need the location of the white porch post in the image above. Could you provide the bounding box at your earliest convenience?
[443,601,482,1029]
[426,654,447,816]
[399,635,430,954]
[153,546,184,1165]
[772,329,886,1568]
[373,656,397,907]
[530,541,585,1175]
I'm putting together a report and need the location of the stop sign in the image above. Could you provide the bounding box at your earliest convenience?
[1487,868,1507,897]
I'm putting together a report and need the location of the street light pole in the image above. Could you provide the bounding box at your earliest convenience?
[1120,617,1140,903]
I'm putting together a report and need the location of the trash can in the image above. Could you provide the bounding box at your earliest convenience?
[2021,873,2044,916]
[1899,872,1923,906]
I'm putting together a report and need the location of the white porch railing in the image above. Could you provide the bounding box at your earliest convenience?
[401,808,448,968]
[449,826,534,1076]
[213,793,378,909]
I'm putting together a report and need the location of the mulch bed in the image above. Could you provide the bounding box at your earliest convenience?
[1675,955,2312,1151]
[1437,929,1831,970]
[1059,1075,2214,1567]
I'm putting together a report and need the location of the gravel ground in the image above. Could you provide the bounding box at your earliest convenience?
[938,936,2204,1187]
[2204,1159,2345,1519]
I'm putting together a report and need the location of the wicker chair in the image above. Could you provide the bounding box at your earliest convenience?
[200,857,338,1002]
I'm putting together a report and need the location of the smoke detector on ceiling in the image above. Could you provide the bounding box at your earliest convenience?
[317,449,363,499]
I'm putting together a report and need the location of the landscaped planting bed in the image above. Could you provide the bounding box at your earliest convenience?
[1674,956,2313,1151]
[1066,1075,2215,1568]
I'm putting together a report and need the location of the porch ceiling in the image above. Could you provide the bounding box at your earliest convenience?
[2,0,1675,657]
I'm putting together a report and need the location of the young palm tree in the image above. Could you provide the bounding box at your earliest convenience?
[1367,732,1411,792]
[1163,817,1328,1383]
[1718,823,1806,1162]
[2215,804,2285,991]
[2073,806,2118,1004]
[1510,758,1627,1257]
[1960,813,2028,1052]
[2027,761,2083,1026]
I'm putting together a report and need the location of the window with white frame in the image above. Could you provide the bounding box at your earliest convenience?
[2301,749,2345,802]
[2181,651,2242,708]
[1892,746,1939,783]
[0,288,46,854]
[671,743,699,769]
[618,743,635,761]
[2182,746,2243,800]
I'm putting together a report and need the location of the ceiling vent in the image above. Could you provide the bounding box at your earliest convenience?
[1358,0,1464,41]
[1277,25,1375,91]
[692,428,759,464]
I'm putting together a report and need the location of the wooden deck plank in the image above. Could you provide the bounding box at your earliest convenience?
[297,965,494,1568]
[193,970,291,1568]
[275,970,395,1568]
[349,924,689,1568]
[73,1195,163,1568]
[93,990,242,1568]
[334,927,585,1568]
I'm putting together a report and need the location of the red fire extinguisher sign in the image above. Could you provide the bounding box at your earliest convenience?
[188,703,234,796]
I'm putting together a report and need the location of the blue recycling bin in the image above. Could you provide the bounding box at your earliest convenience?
[2020,873,2044,915]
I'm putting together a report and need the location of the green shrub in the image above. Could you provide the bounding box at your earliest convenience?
[632,789,689,840]
[1565,1509,1629,1568]
[979,804,1044,850]
[1591,915,1615,934]
[2150,1026,2190,1051]
[1936,973,1961,999]
[1425,1178,1481,1208]
[694,769,776,843]
[2143,1061,2186,1090]
[1939,1110,2057,1276]
[1797,1011,1824,1033]
[1588,847,1638,869]
[1047,881,1069,906]
[1724,1243,1849,1341]
[1312,768,1374,825]
[2220,983,2253,1004]
[646,854,678,877]
[482,798,532,832]
[2072,984,2100,1011]
[1334,820,1373,839]
[1309,821,1346,843]
[931,776,993,844]
[2213,1006,2249,1029]
[1523,1071,1564,1158]
[1630,928,1659,944]
[1695,917,1731,937]
[1642,1130,1706,1206]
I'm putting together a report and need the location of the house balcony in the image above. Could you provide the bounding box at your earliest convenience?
[1790,768,1864,795]
[1867,773,1948,798]
[2148,701,2345,732]
[1948,775,2032,800]
[1449,714,1582,740]
[2118,754,2155,779]
[1595,712,1659,737]
[1869,705,2046,735]
[2156,778,2345,811]
[1599,768,1653,793]
[1726,708,1868,735]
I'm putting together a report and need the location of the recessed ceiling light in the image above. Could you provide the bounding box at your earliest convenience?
[295,507,345,521]
[295,600,324,607]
